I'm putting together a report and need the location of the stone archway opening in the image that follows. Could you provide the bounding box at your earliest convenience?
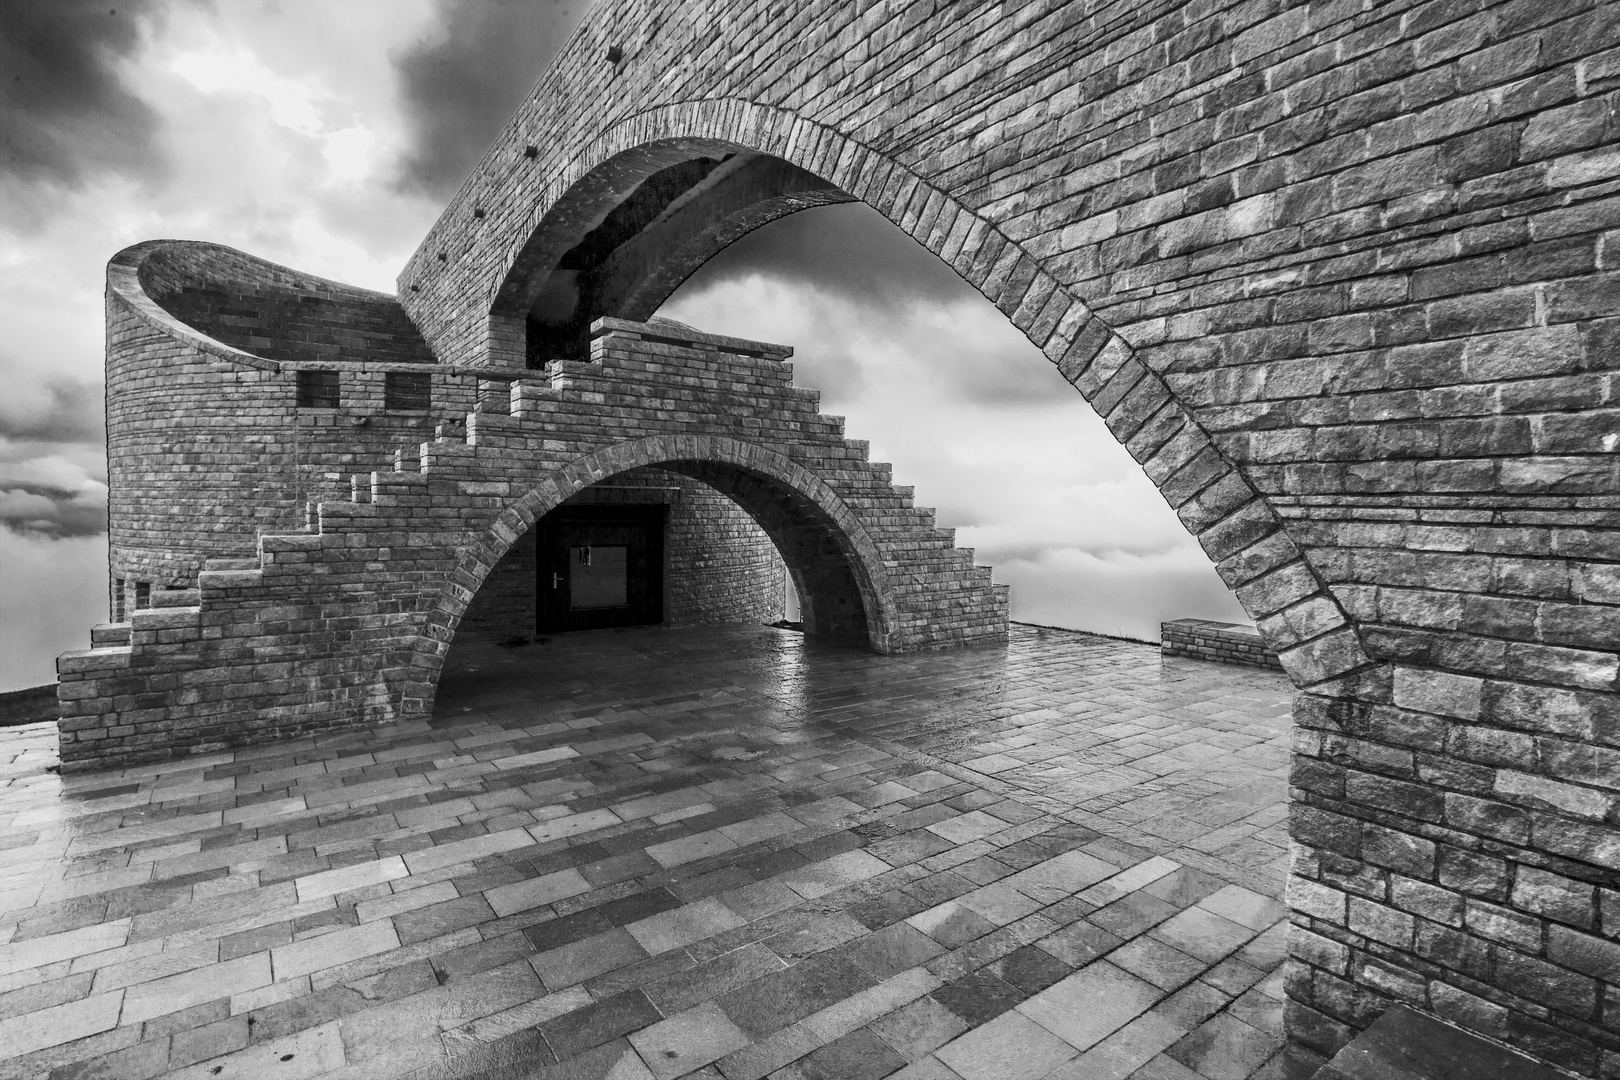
[437,445,900,696]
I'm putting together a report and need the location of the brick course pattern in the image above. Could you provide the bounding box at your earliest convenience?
[67,0,1620,1072]
[1161,618,1284,671]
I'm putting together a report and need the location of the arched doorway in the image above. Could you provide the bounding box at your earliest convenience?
[413,432,908,706]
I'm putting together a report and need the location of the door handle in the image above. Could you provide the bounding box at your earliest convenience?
[552,572,563,589]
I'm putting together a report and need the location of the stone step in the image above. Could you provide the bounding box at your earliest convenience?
[90,623,131,648]
[1311,1006,1566,1080]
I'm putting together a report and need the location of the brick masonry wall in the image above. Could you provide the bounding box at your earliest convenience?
[383,0,1620,1072]
[137,241,436,367]
[1162,617,1284,671]
[65,319,1005,775]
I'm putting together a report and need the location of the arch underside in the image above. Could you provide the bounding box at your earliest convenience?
[417,433,908,708]
[497,144,854,367]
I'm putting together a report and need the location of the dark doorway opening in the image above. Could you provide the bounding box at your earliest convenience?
[537,504,665,632]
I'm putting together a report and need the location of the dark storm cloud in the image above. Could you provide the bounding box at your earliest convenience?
[393,0,587,198]
[0,0,167,190]
[0,375,108,538]
[0,379,106,445]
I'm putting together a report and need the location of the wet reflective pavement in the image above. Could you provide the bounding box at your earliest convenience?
[0,623,1310,1079]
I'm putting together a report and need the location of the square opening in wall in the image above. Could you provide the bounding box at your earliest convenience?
[385,371,431,411]
[296,369,340,409]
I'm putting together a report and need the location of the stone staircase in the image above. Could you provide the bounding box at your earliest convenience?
[57,319,1006,770]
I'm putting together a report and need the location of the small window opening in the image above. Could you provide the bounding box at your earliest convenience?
[385,371,432,411]
[113,577,125,622]
[134,581,151,610]
[296,370,340,409]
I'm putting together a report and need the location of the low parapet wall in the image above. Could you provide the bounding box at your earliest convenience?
[1161,618,1281,671]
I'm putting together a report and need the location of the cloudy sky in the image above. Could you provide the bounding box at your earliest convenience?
[0,0,1246,691]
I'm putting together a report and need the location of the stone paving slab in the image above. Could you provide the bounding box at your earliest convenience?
[0,623,1312,1079]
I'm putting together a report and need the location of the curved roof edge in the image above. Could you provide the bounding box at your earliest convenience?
[108,240,438,370]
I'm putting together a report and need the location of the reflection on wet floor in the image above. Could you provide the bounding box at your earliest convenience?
[0,623,1306,1079]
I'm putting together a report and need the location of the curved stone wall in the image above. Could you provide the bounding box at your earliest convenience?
[135,241,435,367]
[104,241,477,599]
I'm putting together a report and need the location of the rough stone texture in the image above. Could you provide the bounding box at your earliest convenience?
[69,0,1620,1071]
[1162,618,1284,671]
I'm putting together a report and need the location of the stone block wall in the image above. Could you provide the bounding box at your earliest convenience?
[136,241,436,367]
[1162,618,1283,671]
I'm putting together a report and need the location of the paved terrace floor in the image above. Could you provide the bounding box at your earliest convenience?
[0,623,1312,1080]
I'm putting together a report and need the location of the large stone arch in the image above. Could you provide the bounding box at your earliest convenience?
[410,432,904,697]
[388,2,1620,1072]
[463,103,1375,696]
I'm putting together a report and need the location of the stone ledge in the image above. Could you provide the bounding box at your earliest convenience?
[592,316,793,360]
[1161,617,1283,671]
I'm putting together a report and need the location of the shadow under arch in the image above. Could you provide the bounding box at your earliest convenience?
[469,99,1376,695]
[409,433,902,714]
